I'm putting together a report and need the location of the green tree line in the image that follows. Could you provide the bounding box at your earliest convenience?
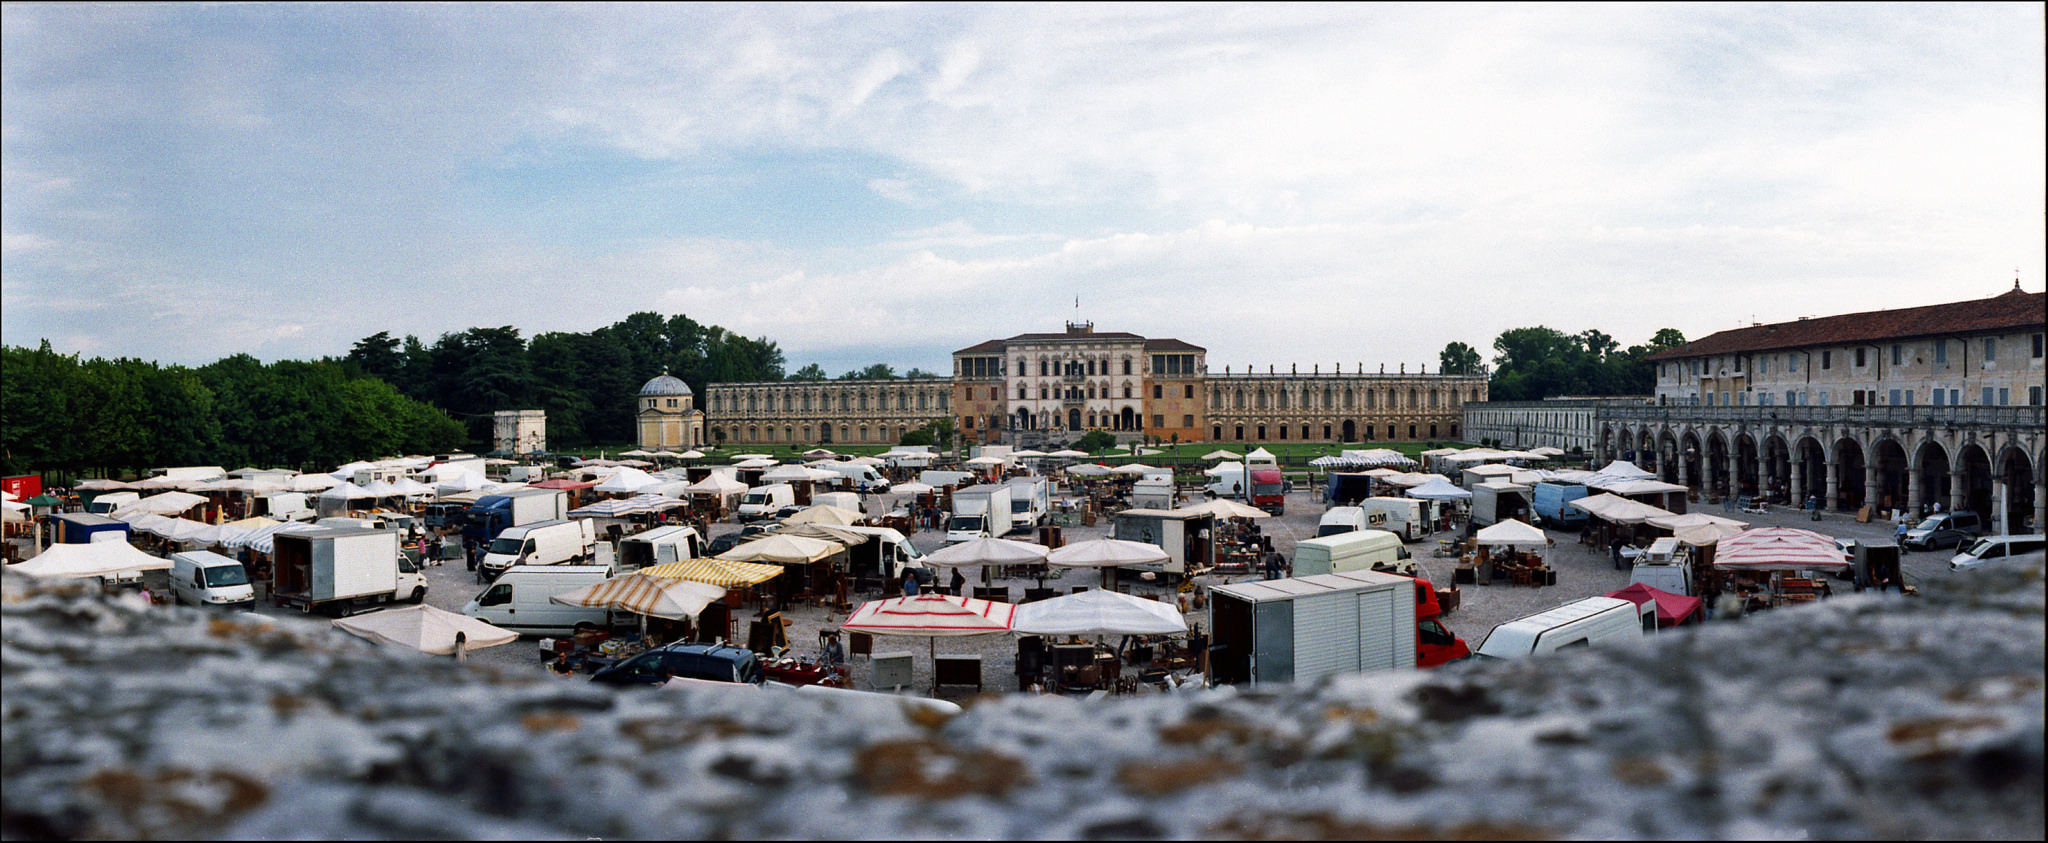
[1440,326,1686,400]
[1,342,467,478]
[343,312,789,450]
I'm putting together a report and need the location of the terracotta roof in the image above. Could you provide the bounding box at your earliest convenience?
[1648,288,2044,361]
[1143,338,1206,352]
[952,330,1155,355]
[952,340,1006,354]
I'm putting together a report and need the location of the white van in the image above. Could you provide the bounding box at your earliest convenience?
[462,565,617,635]
[254,492,315,522]
[1360,497,1433,541]
[1474,596,1652,660]
[1316,506,1370,537]
[86,491,141,515]
[816,462,889,492]
[810,491,866,517]
[169,550,256,611]
[480,519,598,576]
[1292,529,1413,577]
[1628,537,1693,596]
[1949,534,2047,571]
[616,525,704,574]
[833,525,931,580]
[737,484,796,523]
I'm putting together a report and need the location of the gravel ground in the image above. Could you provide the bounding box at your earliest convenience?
[385,485,1945,702]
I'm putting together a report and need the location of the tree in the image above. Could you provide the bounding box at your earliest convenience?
[788,363,828,381]
[345,331,404,383]
[904,368,942,379]
[1647,328,1686,351]
[1438,342,1483,375]
[840,363,896,380]
[1075,430,1117,453]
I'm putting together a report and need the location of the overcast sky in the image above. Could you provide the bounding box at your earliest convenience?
[5,3,2043,377]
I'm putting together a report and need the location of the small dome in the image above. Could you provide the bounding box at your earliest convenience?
[638,374,693,396]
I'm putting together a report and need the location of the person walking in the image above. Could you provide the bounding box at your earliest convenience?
[950,567,967,597]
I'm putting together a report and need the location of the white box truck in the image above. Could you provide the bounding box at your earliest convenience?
[1291,530,1413,578]
[1112,509,1214,578]
[810,491,866,517]
[270,528,428,616]
[463,564,618,635]
[616,525,704,574]
[1360,497,1434,542]
[1316,506,1369,537]
[1473,596,1653,660]
[737,484,795,523]
[946,485,1015,543]
[816,461,890,492]
[480,519,599,577]
[1208,570,1422,687]
[919,470,974,489]
[169,550,256,611]
[1470,481,1532,527]
[1003,477,1052,527]
[1130,477,1177,511]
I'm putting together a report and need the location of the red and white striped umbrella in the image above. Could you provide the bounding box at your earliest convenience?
[1713,527,1849,570]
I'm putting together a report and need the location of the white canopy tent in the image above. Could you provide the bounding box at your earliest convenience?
[1406,477,1472,501]
[1570,493,1676,524]
[331,604,520,657]
[1474,519,1550,548]
[10,541,171,579]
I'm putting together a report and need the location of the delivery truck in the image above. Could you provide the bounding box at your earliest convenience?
[1004,477,1053,527]
[270,528,428,616]
[252,491,315,522]
[1208,569,1470,687]
[479,519,599,578]
[616,525,705,574]
[169,550,256,611]
[51,512,133,545]
[1291,529,1413,577]
[1130,477,1177,510]
[946,484,1015,543]
[1205,465,1287,514]
[1469,481,1532,528]
[1531,482,1591,529]
[1112,509,1216,579]
[461,488,569,544]
[1473,596,1651,660]
[1359,497,1435,542]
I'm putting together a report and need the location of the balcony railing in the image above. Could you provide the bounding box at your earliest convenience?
[1601,404,2043,428]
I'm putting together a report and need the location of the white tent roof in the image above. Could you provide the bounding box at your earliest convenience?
[1474,519,1549,547]
[1569,493,1676,524]
[685,474,748,495]
[1110,463,1157,475]
[1243,447,1277,463]
[319,482,377,501]
[1203,461,1244,476]
[920,536,1050,568]
[1464,464,1522,477]
[11,542,171,579]
[1011,588,1188,637]
[1046,538,1169,568]
[331,604,520,656]
[1592,460,1655,479]
[1593,478,1689,496]
[1475,480,1533,493]
[593,466,661,493]
[112,491,208,516]
[1067,464,1113,477]
[548,574,727,622]
[1406,477,1472,500]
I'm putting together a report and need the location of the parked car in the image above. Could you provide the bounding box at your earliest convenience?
[1901,511,1984,551]
[704,529,762,558]
[590,642,764,687]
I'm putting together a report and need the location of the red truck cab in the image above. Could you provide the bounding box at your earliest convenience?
[1249,468,1286,515]
[1411,576,1471,667]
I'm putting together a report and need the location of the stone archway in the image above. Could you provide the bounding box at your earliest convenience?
[1995,445,2036,535]
[1870,437,1910,516]
[1120,407,1137,431]
[1832,436,1867,511]
[1341,419,1356,442]
[1762,433,1792,503]
[1957,442,1994,518]
[1658,430,1682,484]
[1706,429,1731,498]
[1913,440,1951,516]
[1795,436,1827,505]
[1680,430,1705,492]
[1734,432,1760,498]
[1068,409,1082,431]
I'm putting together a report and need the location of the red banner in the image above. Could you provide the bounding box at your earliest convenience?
[2,475,42,501]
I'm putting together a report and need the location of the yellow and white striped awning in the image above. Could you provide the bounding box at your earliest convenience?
[640,558,785,587]
[548,573,728,621]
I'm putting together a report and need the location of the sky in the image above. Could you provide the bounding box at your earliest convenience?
[5,3,2043,378]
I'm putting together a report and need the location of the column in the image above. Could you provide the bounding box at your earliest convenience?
[1678,457,1691,492]
[1824,458,1839,511]
[1993,479,2009,536]
[1791,460,1805,505]
[1906,464,1922,517]
[2033,476,2045,537]
[1949,470,1966,515]
[1864,475,1880,518]
[1753,452,1767,499]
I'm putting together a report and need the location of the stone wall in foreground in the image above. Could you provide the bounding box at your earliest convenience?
[2,563,2042,840]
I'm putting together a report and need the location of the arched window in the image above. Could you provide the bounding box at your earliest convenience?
[1409,388,1418,408]
[1256,389,1268,410]
[1430,390,1439,408]
[1122,358,1132,375]
[1366,390,1376,409]
[1235,390,1246,410]
[1277,390,1289,410]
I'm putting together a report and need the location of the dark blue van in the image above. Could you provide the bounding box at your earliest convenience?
[590,642,764,687]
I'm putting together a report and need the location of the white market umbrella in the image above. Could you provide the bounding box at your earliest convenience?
[289,474,340,492]
[1673,523,1747,546]
[332,604,519,657]
[1011,588,1187,637]
[1645,512,1749,532]
[675,450,707,459]
[1570,493,1676,525]
[730,453,773,460]
[1047,537,1168,590]
[1406,477,1472,501]
[889,482,935,496]
[319,482,377,501]
[734,458,780,469]
[848,456,886,466]
[1048,449,1088,458]
[1066,464,1113,477]
[803,448,839,458]
[922,535,1050,586]
[685,474,748,495]
[76,479,137,491]
[1200,450,1243,461]
[760,465,836,483]
[964,456,1005,466]
[1009,450,1047,458]
[716,533,841,565]
[1109,463,1156,476]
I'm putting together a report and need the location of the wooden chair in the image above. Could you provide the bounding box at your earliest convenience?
[848,631,874,661]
